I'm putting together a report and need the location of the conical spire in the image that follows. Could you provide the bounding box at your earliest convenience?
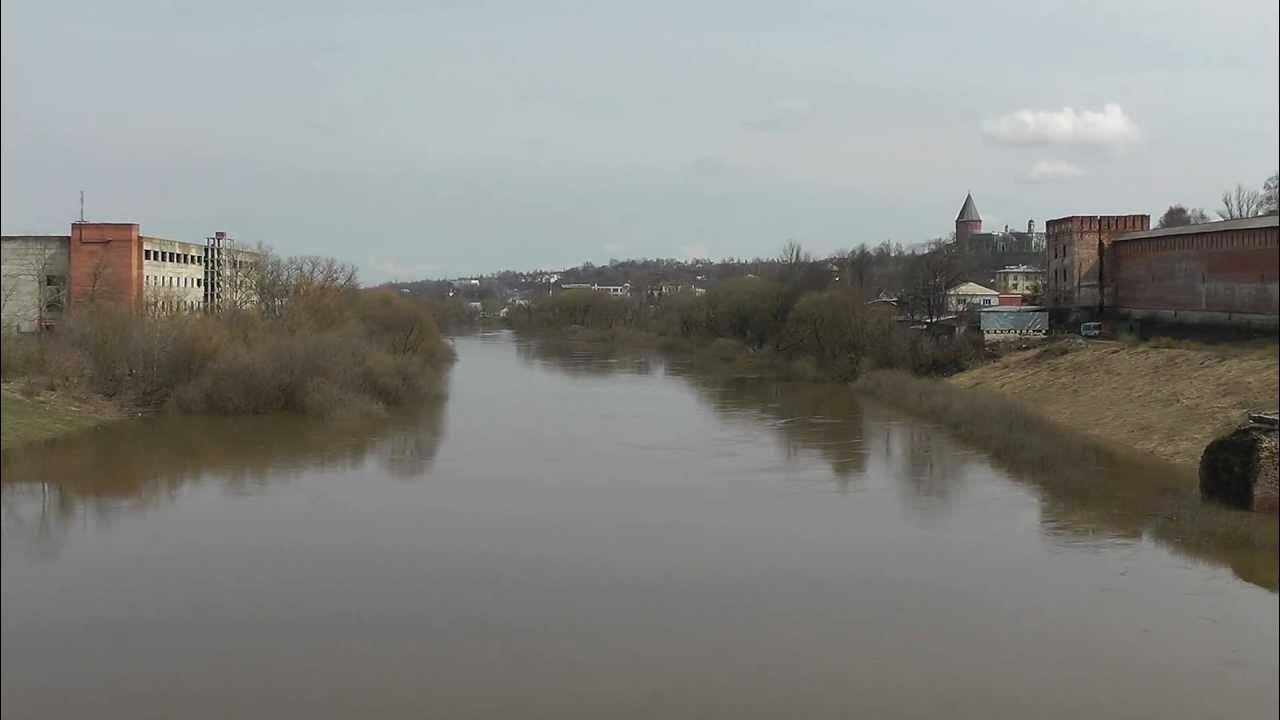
[956,192,981,223]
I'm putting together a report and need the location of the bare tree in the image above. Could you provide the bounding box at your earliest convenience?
[1263,171,1279,215]
[1,241,67,329]
[1218,184,1264,219]
[901,239,961,321]
[778,240,809,269]
[80,253,114,306]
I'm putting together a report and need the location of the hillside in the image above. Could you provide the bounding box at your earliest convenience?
[948,339,1279,467]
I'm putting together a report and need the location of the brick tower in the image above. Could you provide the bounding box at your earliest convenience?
[955,192,982,245]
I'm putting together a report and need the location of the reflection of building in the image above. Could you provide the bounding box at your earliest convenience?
[994,265,1044,296]
[946,281,999,312]
[2,222,257,331]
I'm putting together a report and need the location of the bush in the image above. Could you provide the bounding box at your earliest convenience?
[511,279,983,383]
[2,289,453,419]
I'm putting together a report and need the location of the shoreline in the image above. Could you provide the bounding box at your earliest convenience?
[1,384,127,451]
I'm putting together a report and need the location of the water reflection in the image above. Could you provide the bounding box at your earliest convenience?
[1,398,447,560]
[514,336,660,377]
[517,337,1279,591]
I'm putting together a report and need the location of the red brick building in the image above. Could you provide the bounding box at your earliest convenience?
[67,222,145,308]
[1045,214,1150,310]
[1107,215,1278,328]
[955,192,982,246]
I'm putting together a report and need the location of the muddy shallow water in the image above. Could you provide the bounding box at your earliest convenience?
[3,332,1276,719]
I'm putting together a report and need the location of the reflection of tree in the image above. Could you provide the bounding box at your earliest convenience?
[0,398,447,558]
[867,418,973,502]
[515,336,657,378]
[683,376,869,486]
[520,339,1279,592]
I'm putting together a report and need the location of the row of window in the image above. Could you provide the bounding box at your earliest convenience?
[149,299,202,313]
[146,275,203,289]
[145,248,205,265]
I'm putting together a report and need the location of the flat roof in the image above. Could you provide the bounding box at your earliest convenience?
[1114,214,1278,242]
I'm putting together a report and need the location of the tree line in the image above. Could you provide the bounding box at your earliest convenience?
[1158,171,1279,228]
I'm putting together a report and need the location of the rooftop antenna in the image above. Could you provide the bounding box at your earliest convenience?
[79,190,85,222]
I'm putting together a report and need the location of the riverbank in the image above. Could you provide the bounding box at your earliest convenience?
[1,384,123,451]
[854,369,1278,571]
[2,279,453,446]
[947,338,1279,467]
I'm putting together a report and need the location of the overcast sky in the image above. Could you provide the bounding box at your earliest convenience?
[3,1,1277,282]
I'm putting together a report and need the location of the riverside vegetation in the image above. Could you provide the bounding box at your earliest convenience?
[509,278,980,382]
[1,252,452,447]
[507,248,1279,543]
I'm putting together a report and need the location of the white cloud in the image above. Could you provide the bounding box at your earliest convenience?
[983,103,1140,148]
[1025,159,1085,182]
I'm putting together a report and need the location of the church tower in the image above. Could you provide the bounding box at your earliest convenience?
[955,192,982,245]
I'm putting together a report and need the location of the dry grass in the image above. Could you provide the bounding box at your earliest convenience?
[855,369,1278,586]
[1,384,121,450]
[948,339,1279,467]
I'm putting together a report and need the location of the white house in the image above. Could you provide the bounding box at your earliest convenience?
[946,282,999,312]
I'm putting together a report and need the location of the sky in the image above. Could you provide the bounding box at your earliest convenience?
[2,0,1277,283]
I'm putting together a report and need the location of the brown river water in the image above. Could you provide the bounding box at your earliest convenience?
[2,331,1276,718]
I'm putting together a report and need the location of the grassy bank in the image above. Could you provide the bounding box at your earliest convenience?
[947,338,1279,467]
[3,269,453,446]
[855,369,1278,567]
[1,385,121,450]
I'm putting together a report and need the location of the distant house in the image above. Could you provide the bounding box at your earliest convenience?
[594,283,631,297]
[946,282,999,312]
[994,265,1044,296]
[998,293,1023,307]
[555,282,631,296]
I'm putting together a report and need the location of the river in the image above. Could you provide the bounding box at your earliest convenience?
[2,331,1276,718]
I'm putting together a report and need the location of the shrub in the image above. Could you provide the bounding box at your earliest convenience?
[2,287,452,419]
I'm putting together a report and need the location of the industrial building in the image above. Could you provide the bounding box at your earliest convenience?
[1,222,257,332]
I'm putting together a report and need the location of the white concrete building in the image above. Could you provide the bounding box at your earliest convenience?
[1,236,69,332]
